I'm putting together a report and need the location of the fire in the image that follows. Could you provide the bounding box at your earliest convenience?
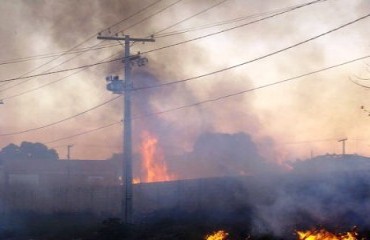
[132,178,141,184]
[139,131,174,182]
[297,228,358,240]
[205,230,229,240]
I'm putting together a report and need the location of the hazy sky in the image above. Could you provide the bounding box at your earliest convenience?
[0,0,369,167]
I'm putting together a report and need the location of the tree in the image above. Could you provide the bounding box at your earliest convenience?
[0,142,59,161]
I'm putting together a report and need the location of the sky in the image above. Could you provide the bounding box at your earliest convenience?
[0,0,369,174]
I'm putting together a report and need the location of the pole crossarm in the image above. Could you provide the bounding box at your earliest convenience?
[338,138,347,155]
[97,35,155,43]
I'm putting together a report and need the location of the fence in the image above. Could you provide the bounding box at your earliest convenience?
[0,177,254,217]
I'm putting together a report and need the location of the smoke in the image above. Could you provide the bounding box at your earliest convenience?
[0,0,368,170]
[251,155,370,236]
[168,131,282,179]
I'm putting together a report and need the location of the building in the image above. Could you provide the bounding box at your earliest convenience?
[0,158,121,188]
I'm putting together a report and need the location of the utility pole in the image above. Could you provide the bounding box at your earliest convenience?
[97,34,154,223]
[67,144,73,160]
[67,144,73,185]
[338,138,347,156]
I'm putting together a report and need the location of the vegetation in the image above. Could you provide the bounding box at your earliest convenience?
[0,142,58,161]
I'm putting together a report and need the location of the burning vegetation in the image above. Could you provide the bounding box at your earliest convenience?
[205,230,229,240]
[138,131,175,183]
[296,228,358,240]
[204,228,361,240]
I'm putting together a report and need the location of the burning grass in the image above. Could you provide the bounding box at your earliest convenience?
[297,228,358,240]
[205,230,229,240]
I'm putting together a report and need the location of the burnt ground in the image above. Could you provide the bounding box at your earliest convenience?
[0,211,284,240]
[0,210,369,240]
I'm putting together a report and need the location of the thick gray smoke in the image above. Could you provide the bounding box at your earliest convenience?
[251,155,370,236]
[170,131,281,179]
[126,69,282,180]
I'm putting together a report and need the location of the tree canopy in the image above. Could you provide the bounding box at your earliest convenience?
[0,142,59,162]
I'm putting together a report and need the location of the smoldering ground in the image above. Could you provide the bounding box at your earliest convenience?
[249,156,370,237]
[133,156,370,239]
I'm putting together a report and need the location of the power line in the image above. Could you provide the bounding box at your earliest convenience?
[3,0,162,73]
[128,0,228,49]
[354,74,370,81]
[2,51,122,101]
[0,96,121,136]
[0,1,228,152]
[0,0,223,135]
[45,121,121,144]
[0,43,121,66]
[142,0,329,53]
[349,76,370,89]
[0,0,329,84]
[0,0,233,147]
[0,57,121,83]
[100,0,164,34]
[0,0,178,70]
[153,0,228,35]
[0,6,365,136]
[0,0,185,103]
[116,0,184,34]
[43,54,370,144]
[132,13,370,91]
[1,0,227,100]
[127,0,227,54]
[284,139,338,144]
[0,0,164,67]
[0,0,307,67]
[133,56,370,119]
[0,54,117,93]
[1,7,365,129]
[0,0,165,92]
[55,0,184,71]
[154,1,312,38]
[0,1,357,139]
[50,143,121,149]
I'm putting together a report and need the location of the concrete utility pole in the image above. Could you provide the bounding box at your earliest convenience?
[67,144,73,160]
[97,34,154,223]
[338,138,347,155]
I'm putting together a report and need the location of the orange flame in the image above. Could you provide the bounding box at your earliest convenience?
[139,131,174,183]
[297,228,358,240]
[205,230,229,240]
[132,178,141,184]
